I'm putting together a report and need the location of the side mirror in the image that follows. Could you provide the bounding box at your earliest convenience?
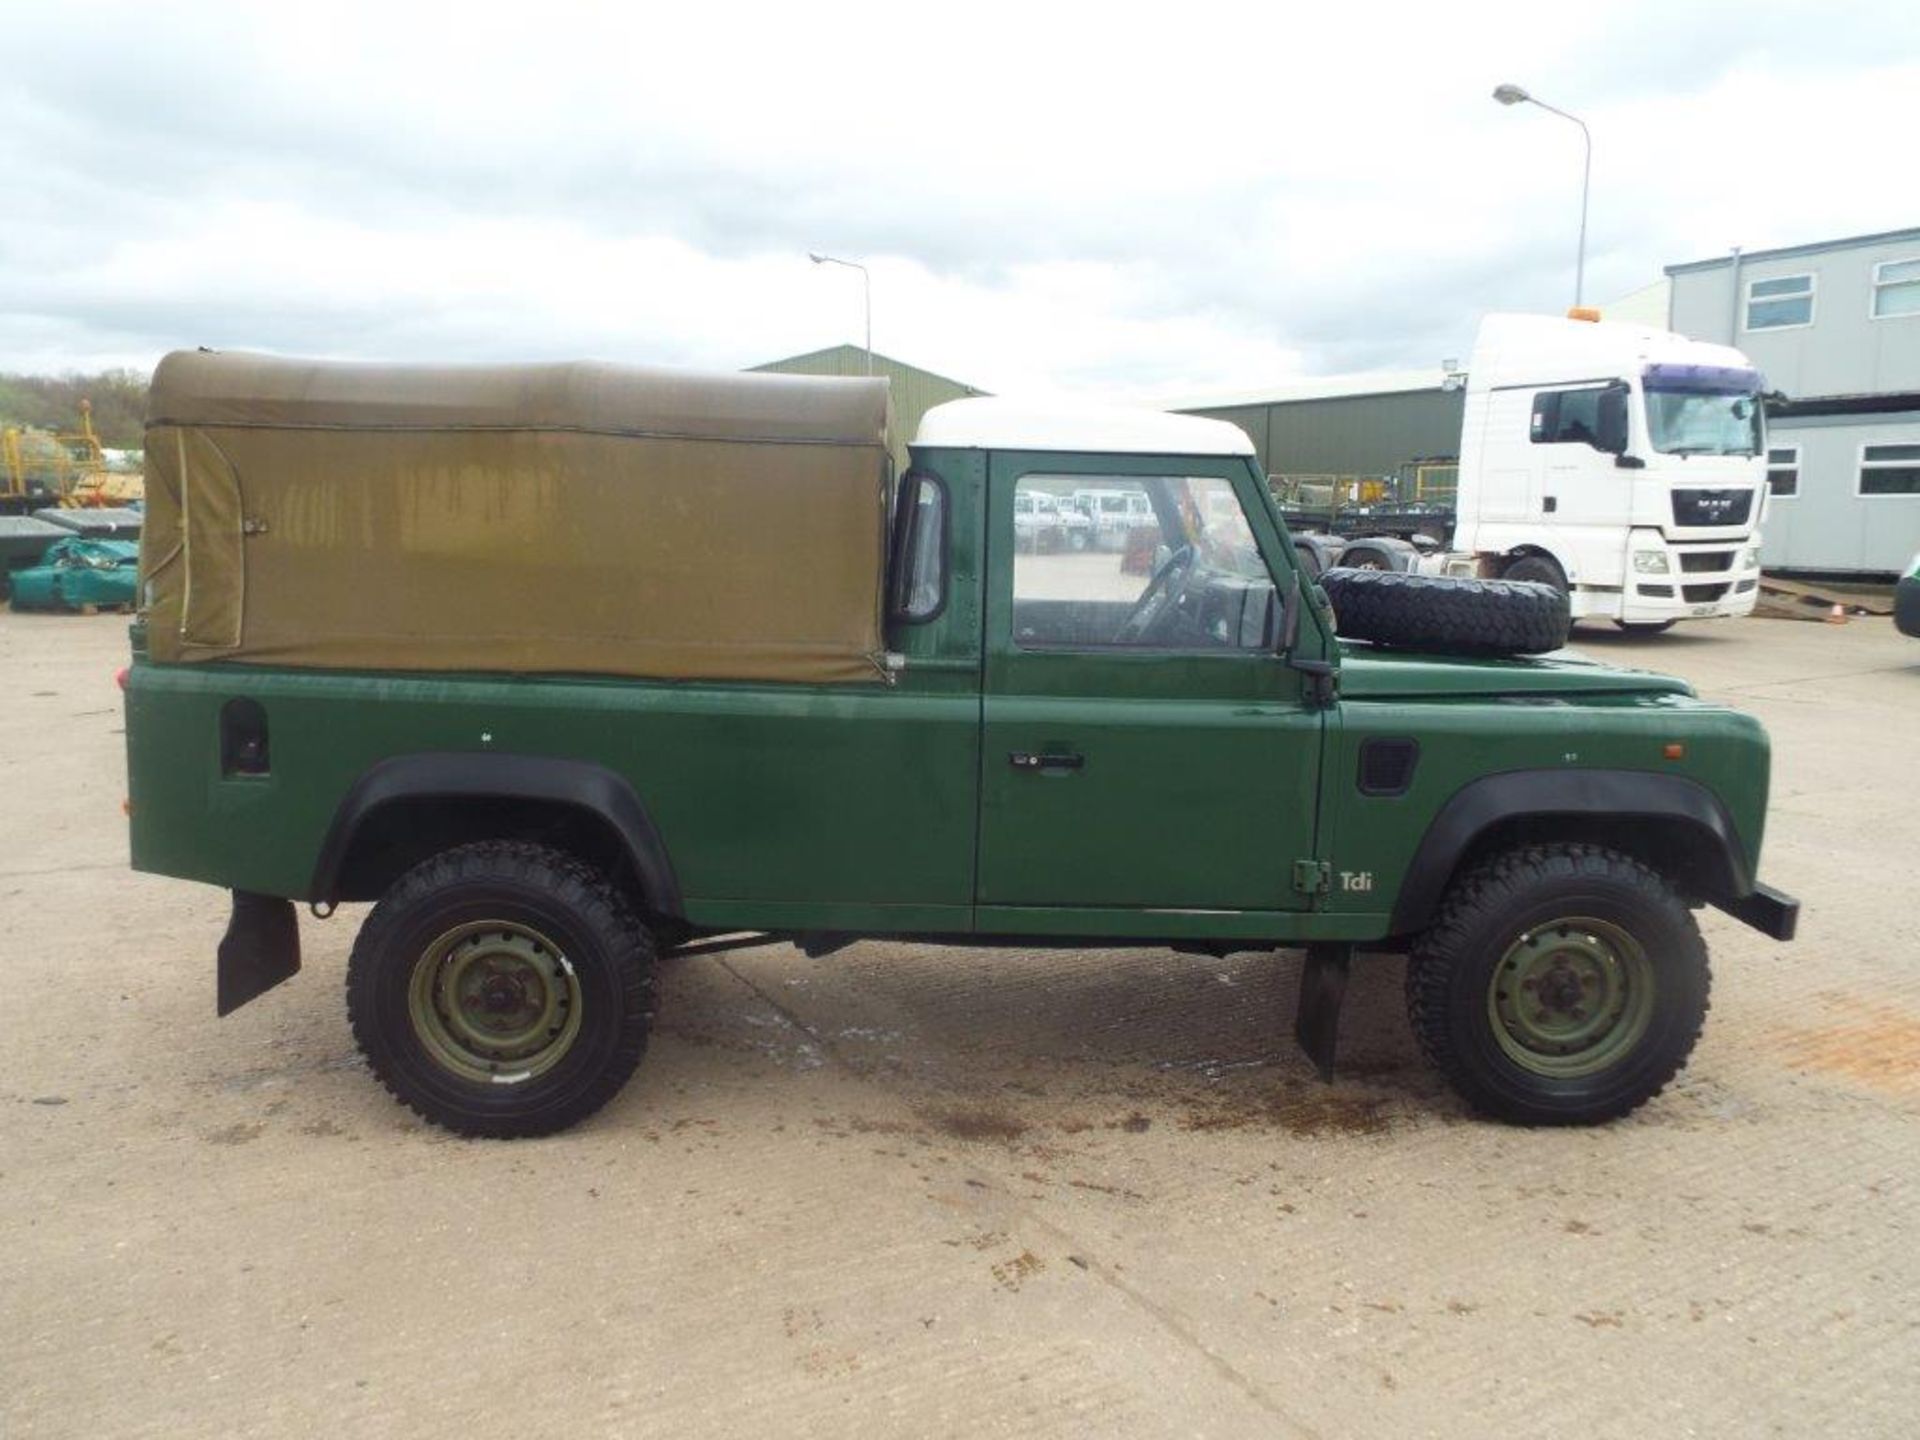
[1595,380,1631,457]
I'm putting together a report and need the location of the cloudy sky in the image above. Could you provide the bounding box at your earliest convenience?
[3,1,1915,399]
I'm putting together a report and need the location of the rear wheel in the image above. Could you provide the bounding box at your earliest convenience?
[347,841,656,1137]
[1339,544,1394,571]
[1406,844,1708,1125]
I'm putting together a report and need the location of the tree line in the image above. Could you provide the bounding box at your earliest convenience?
[0,370,149,450]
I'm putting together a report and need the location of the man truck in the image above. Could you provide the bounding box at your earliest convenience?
[1290,312,1770,636]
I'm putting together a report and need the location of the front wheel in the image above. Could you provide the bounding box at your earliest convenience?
[1406,844,1708,1125]
[1501,553,1568,596]
[1614,619,1676,635]
[347,841,656,1137]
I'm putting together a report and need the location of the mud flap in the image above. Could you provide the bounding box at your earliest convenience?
[217,891,301,1016]
[1712,882,1799,942]
[1293,942,1351,1082]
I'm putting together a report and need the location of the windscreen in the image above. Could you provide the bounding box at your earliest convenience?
[1643,363,1765,458]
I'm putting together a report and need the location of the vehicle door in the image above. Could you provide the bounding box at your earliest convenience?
[1530,382,1632,531]
[975,456,1324,924]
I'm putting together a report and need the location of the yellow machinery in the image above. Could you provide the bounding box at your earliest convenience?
[1,400,144,510]
[1270,473,1394,511]
[1409,462,1459,505]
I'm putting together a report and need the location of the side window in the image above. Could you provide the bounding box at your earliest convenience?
[1766,447,1799,498]
[1010,474,1273,651]
[1858,444,1920,497]
[1745,273,1815,330]
[889,472,947,621]
[1530,387,1606,447]
[1872,258,1920,319]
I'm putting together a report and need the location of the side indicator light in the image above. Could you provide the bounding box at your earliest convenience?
[1662,743,1685,761]
[115,666,129,691]
[121,798,134,817]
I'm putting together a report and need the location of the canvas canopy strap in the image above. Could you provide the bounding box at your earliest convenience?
[140,352,894,684]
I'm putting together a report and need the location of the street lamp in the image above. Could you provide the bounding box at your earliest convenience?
[807,251,872,375]
[1492,83,1592,308]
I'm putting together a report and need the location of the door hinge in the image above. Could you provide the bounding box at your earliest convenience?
[1291,859,1332,895]
[1287,657,1337,709]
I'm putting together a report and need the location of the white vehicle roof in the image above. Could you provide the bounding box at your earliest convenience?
[914,397,1255,457]
[1470,313,1759,390]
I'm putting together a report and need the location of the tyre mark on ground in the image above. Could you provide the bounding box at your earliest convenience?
[714,949,1327,1439]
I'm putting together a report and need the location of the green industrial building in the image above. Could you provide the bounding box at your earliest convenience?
[753,344,1462,486]
[1171,371,1464,481]
[750,346,987,460]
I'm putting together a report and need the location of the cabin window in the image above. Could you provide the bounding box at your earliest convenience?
[1009,474,1272,651]
[1765,447,1799,498]
[1530,387,1606,447]
[1870,258,1920,320]
[889,471,948,622]
[1858,443,1920,497]
[1745,274,1815,331]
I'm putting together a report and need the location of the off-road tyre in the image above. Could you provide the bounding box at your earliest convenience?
[1320,567,1570,656]
[346,841,656,1138]
[1406,844,1709,1125]
[1614,619,1676,636]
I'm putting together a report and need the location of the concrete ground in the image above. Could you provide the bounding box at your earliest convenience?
[2,609,1915,1439]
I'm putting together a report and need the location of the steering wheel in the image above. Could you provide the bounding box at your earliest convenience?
[1115,544,1194,645]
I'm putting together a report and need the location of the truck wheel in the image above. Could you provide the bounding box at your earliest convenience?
[1405,844,1708,1125]
[1614,620,1675,636]
[1320,568,1570,656]
[1339,543,1393,571]
[1501,554,1567,596]
[346,841,656,1138]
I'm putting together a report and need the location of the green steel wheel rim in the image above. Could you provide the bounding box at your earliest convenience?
[406,920,583,1085]
[1487,916,1655,1079]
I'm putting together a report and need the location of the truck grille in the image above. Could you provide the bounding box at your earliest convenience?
[1683,583,1730,603]
[1678,550,1736,573]
[1672,489,1753,527]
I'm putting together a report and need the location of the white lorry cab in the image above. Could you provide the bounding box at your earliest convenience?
[1446,312,1767,633]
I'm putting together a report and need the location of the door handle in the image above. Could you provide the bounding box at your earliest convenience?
[1009,750,1085,773]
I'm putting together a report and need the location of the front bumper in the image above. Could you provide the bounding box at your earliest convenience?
[1623,540,1761,622]
[1711,882,1800,941]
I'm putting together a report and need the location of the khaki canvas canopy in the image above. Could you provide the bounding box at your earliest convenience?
[141,351,894,683]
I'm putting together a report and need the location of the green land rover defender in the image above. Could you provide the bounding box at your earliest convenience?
[124,351,1798,1137]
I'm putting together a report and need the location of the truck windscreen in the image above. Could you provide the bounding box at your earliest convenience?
[1643,364,1764,458]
